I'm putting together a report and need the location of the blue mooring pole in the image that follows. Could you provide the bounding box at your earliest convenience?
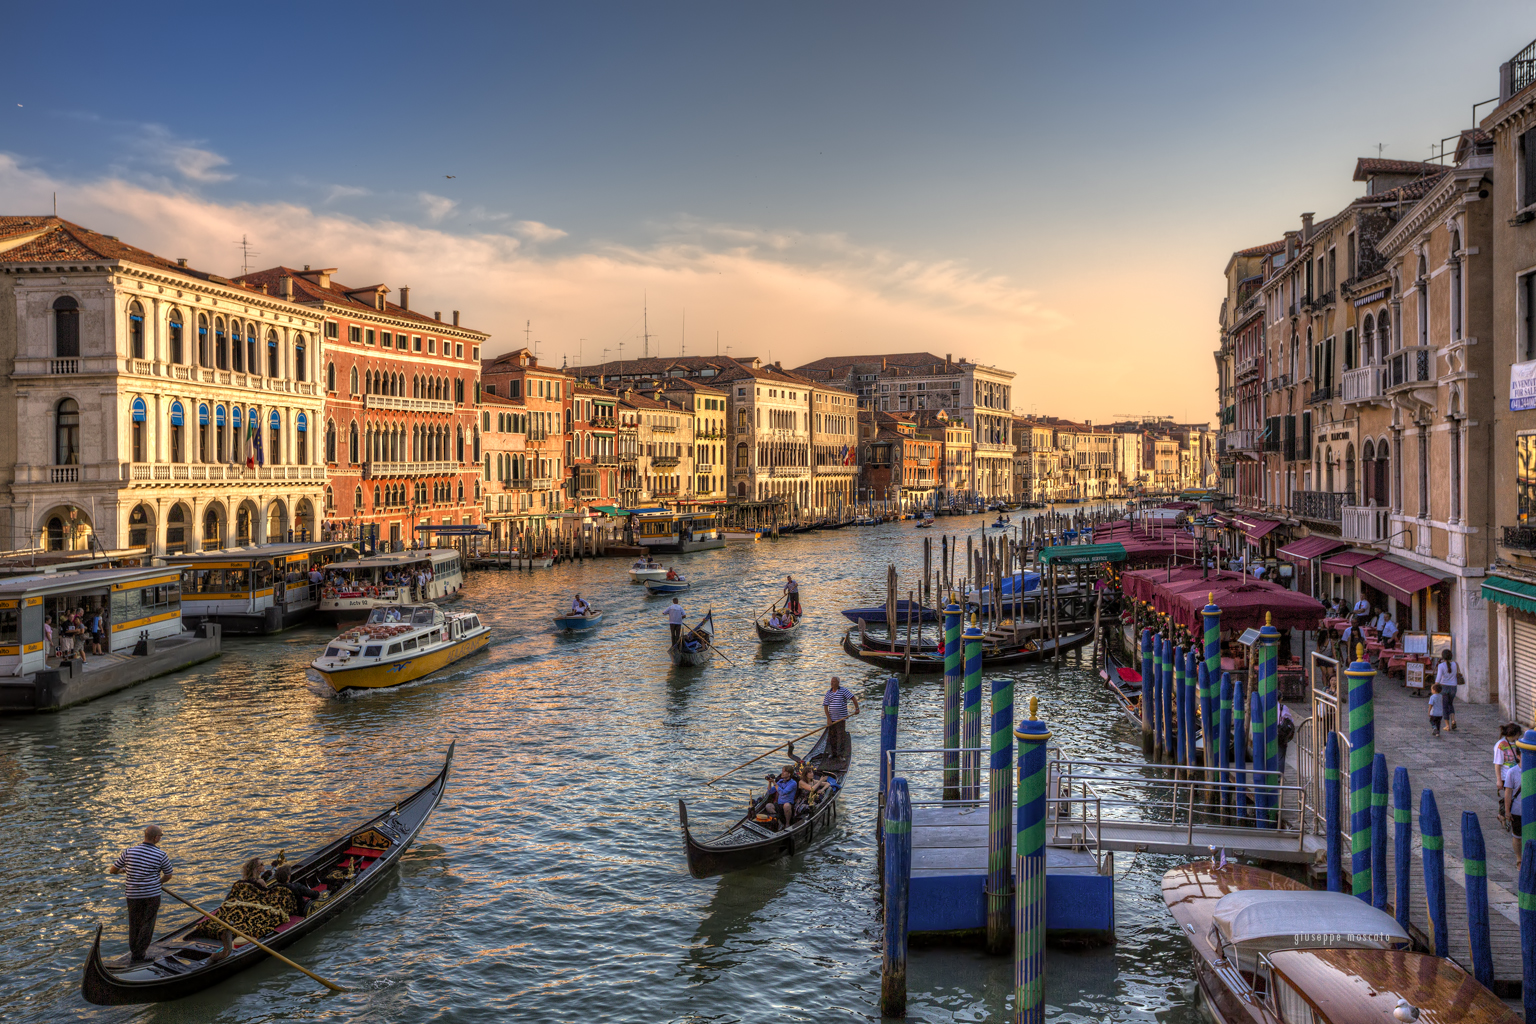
[1371,753,1388,911]
[1173,643,1187,767]
[1324,730,1341,892]
[1462,811,1493,988]
[1521,842,1536,1024]
[1014,697,1049,1024]
[877,675,900,881]
[943,599,963,802]
[1392,766,1411,934]
[1520,726,1536,852]
[1201,596,1221,775]
[1249,691,1264,827]
[1147,632,1161,756]
[1421,788,1448,957]
[986,669,1014,954]
[1232,671,1247,820]
[1218,671,1232,812]
[1256,614,1280,828]
[1160,635,1175,758]
[881,777,911,1018]
[1184,649,1200,773]
[962,616,984,801]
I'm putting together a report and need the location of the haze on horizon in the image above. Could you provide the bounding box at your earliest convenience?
[2,1,1527,423]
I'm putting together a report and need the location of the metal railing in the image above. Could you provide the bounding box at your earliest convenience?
[1512,37,1536,97]
[1307,384,1336,405]
[1291,489,1353,522]
[1386,346,1434,390]
[1504,525,1536,550]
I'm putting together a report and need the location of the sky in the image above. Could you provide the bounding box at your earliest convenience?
[2,2,1532,423]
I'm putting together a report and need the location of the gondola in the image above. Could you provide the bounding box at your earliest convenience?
[839,600,939,625]
[840,627,1093,673]
[754,599,800,643]
[1098,635,1143,727]
[678,726,850,877]
[670,611,715,667]
[81,744,454,1006]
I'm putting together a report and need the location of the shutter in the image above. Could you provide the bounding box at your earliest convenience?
[1514,616,1536,728]
[1525,129,1536,209]
[1301,411,1312,454]
[1284,415,1297,461]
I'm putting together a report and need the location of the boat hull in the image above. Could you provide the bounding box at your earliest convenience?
[315,630,490,692]
[629,569,668,582]
[554,613,604,632]
[840,628,1093,673]
[644,580,690,594]
[754,621,796,643]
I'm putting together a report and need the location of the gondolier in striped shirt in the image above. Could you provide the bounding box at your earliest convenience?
[109,825,173,964]
[822,676,859,758]
[784,575,801,617]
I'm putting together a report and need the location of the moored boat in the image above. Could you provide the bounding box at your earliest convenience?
[310,605,490,692]
[678,726,850,877]
[81,745,454,1005]
[840,627,1093,672]
[720,530,761,543]
[670,611,715,667]
[316,549,466,621]
[1099,639,1143,727]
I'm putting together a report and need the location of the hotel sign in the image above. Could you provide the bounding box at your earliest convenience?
[1513,360,1536,411]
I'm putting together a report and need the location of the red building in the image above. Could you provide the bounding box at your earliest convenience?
[480,348,570,516]
[236,266,486,550]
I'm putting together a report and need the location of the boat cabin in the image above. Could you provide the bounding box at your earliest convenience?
[317,549,463,616]
[1209,889,1408,996]
[1262,947,1519,1024]
[168,541,358,634]
[0,566,185,675]
[632,510,724,552]
[320,605,484,664]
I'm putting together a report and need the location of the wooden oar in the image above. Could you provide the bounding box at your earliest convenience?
[705,709,860,787]
[161,886,348,994]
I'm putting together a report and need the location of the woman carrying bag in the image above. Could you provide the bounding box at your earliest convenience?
[1434,648,1461,732]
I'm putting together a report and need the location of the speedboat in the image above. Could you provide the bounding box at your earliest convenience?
[645,576,690,594]
[629,558,669,582]
[311,605,490,693]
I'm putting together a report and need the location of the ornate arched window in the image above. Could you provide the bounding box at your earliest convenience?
[267,330,280,377]
[354,485,363,511]
[294,334,307,381]
[247,325,258,374]
[168,308,184,364]
[214,317,228,369]
[326,419,336,463]
[128,301,145,360]
[131,396,147,462]
[197,313,209,366]
[349,366,359,395]
[56,398,80,465]
[54,297,80,357]
[230,318,244,372]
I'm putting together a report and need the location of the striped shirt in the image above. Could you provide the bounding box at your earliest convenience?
[823,686,856,722]
[113,843,172,898]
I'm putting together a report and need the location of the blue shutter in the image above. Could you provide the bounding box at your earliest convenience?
[131,397,147,423]
[170,401,184,426]
[215,404,226,426]
[198,403,209,426]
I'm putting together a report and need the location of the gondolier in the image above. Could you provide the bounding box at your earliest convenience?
[822,676,859,758]
[109,826,172,965]
[784,575,801,617]
[665,598,688,644]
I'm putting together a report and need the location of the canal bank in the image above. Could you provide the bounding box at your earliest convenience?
[0,513,1204,1023]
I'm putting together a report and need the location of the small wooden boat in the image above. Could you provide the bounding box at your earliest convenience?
[670,611,715,667]
[553,609,604,632]
[754,600,799,643]
[1159,861,1515,1024]
[1099,639,1143,727]
[81,745,453,1005]
[645,577,691,595]
[678,726,850,877]
[840,627,1093,672]
[311,605,490,692]
[720,530,761,543]
[629,558,669,582]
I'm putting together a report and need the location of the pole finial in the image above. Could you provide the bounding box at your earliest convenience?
[1357,642,1365,661]
[1029,694,1038,719]
[1209,591,1214,604]
[1265,611,1272,626]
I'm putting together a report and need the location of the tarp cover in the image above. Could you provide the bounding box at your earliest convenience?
[1212,890,1409,952]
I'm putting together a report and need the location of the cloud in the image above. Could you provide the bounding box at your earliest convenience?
[418,192,457,223]
[513,220,568,243]
[324,184,371,204]
[134,124,233,183]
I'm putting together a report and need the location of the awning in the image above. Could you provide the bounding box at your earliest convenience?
[1234,516,1281,542]
[1038,542,1127,565]
[1355,557,1446,606]
[1319,550,1374,575]
[1278,536,1347,563]
[1483,575,1536,616]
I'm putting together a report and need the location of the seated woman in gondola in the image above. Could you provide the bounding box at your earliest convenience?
[798,765,835,805]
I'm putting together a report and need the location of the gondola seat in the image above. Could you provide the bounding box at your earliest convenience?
[190,897,287,940]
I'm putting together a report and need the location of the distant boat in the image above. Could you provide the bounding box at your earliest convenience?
[629,558,669,582]
[553,609,604,632]
[840,627,1093,672]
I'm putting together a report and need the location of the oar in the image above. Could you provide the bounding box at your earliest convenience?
[161,886,348,994]
[705,709,860,787]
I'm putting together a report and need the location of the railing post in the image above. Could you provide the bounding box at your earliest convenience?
[943,599,963,801]
[987,668,1015,954]
[1346,644,1376,899]
[1014,698,1050,1024]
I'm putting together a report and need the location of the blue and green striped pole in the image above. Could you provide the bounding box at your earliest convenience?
[881,777,911,1017]
[1197,660,1212,774]
[1185,649,1201,773]
[1393,766,1411,933]
[1324,730,1341,892]
[1520,842,1536,1024]
[1371,753,1388,911]
[1139,627,1154,746]
[987,669,1015,954]
[1015,697,1049,1024]
[1232,671,1247,820]
[1202,595,1221,770]
[963,616,985,801]
[1173,644,1187,768]
[1421,788,1448,957]
[1250,690,1264,826]
[1520,726,1536,851]
[1256,615,1280,827]
[877,675,900,883]
[1347,644,1376,899]
[943,598,962,801]
[1462,811,1493,988]
[1218,672,1233,811]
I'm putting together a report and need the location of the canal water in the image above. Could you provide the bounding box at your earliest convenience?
[0,513,1202,1023]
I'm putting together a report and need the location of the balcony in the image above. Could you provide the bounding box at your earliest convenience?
[501,478,532,490]
[1342,366,1384,404]
[1343,504,1391,543]
[1263,374,1291,395]
[652,424,677,433]
[588,416,617,429]
[363,460,461,478]
[1236,356,1261,380]
[365,394,456,413]
[595,454,619,465]
[118,462,324,483]
[769,465,808,477]
[532,476,554,489]
[618,451,638,463]
[1222,428,1256,453]
[1504,525,1536,550]
[651,455,680,468]
[1385,346,1435,392]
[1291,489,1354,523]
[1307,384,1337,405]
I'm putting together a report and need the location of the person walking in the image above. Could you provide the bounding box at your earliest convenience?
[665,598,687,646]
[109,825,172,964]
[822,676,860,759]
[1496,723,1521,808]
[1434,648,1460,732]
[1428,683,1446,737]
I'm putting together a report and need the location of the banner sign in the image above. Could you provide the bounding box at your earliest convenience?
[1512,360,1536,411]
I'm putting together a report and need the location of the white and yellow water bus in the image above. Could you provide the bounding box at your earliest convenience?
[169,542,358,634]
[310,604,490,692]
[315,549,465,621]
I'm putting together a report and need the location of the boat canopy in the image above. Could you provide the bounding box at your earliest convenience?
[1212,890,1408,954]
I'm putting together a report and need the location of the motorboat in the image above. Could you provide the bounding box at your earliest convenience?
[553,606,603,632]
[720,530,761,543]
[629,558,669,582]
[310,605,490,692]
[645,576,691,595]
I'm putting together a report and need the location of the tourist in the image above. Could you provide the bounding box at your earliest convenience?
[822,676,860,757]
[64,611,85,662]
[767,766,799,826]
[1277,704,1296,775]
[88,607,105,655]
[109,825,172,964]
[785,575,801,616]
[273,865,321,916]
[1428,683,1446,738]
[1496,724,1521,808]
[1434,649,1460,732]
[665,598,687,645]
[571,593,591,615]
[42,615,53,659]
[1505,760,1524,868]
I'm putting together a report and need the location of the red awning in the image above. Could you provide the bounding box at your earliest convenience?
[1278,536,1348,562]
[1319,550,1375,575]
[1234,516,1281,542]
[1355,558,1447,606]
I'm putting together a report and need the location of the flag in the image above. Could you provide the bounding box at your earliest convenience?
[252,417,264,467]
[840,444,854,466]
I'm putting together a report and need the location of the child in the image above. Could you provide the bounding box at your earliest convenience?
[1428,683,1445,737]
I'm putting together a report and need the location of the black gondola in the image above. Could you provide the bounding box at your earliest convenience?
[81,744,454,1006]
[1098,637,1144,727]
[678,727,850,877]
[839,627,1094,672]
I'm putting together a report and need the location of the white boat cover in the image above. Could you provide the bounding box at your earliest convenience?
[1212,890,1409,955]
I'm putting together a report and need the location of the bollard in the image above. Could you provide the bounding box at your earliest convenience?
[1014,697,1050,1024]
[963,616,984,801]
[1521,842,1536,1024]
[1174,644,1187,768]
[1462,811,1494,988]
[1393,766,1412,933]
[1371,753,1388,911]
[1218,671,1232,811]
[1233,671,1247,821]
[1250,691,1265,827]
[1324,730,1341,892]
[986,671,1015,954]
[1346,645,1376,900]
[877,675,900,882]
[881,777,911,1017]
[1421,789,1448,958]
[1256,615,1280,828]
[943,600,962,801]
[1139,627,1154,747]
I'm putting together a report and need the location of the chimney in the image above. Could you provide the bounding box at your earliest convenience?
[434,311,442,321]
[177,258,187,267]
[452,310,460,327]
[945,353,952,368]
[400,286,409,311]
[1300,212,1314,241]
[280,276,293,300]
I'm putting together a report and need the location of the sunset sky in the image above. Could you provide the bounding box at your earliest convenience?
[3,2,1530,422]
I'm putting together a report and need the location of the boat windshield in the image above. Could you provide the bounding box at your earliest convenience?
[368,606,414,625]
[413,607,437,625]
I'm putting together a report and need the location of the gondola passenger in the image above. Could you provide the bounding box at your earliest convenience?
[273,865,322,917]
[767,766,799,826]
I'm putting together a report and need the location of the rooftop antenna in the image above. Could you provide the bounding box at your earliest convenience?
[232,234,260,276]
[715,330,720,357]
[642,292,652,359]
[52,192,57,217]
[681,311,685,357]
[523,319,532,352]
[1376,143,1387,158]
